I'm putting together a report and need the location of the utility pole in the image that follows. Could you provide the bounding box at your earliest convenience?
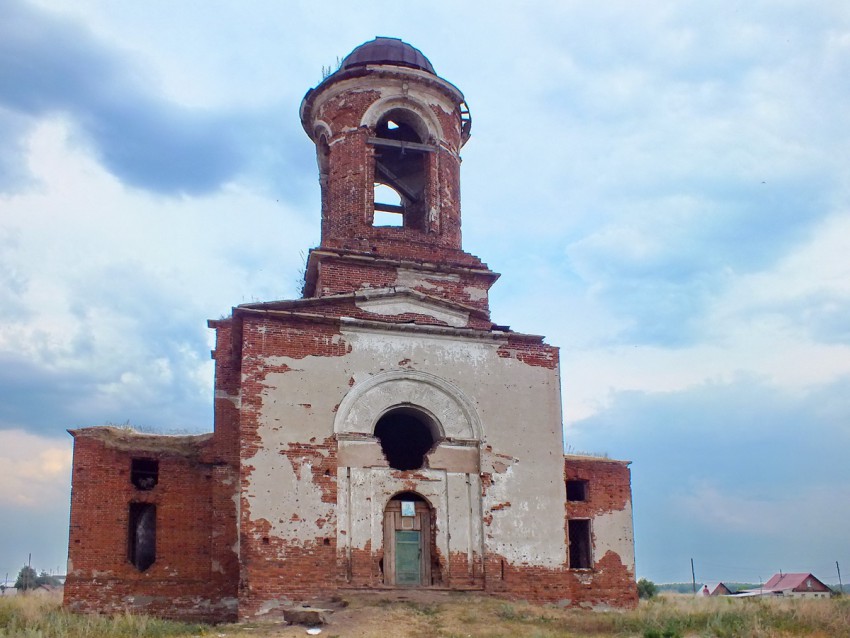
[691,558,697,595]
[838,561,843,594]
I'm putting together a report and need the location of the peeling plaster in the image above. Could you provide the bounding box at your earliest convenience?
[592,502,636,575]
[464,286,488,302]
[355,296,469,327]
[395,268,460,291]
[243,325,567,570]
[215,389,241,408]
[243,445,333,543]
[483,464,565,567]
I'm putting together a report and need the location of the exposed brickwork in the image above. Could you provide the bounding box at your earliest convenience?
[565,457,632,517]
[312,255,496,313]
[306,70,466,255]
[244,297,492,330]
[236,308,344,611]
[208,318,241,466]
[497,338,560,369]
[481,550,637,608]
[446,551,484,588]
[238,534,339,615]
[346,544,378,585]
[65,430,238,622]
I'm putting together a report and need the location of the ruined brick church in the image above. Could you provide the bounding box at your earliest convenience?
[65,38,637,621]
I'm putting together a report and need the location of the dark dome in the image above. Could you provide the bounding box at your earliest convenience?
[340,37,436,75]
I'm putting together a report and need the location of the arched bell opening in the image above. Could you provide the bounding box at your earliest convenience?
[375,108,428,143]
[374,406,441,471]
[382,491,440,587]
[371,109,429,231]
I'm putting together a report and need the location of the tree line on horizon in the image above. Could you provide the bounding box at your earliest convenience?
[2,566,62,593]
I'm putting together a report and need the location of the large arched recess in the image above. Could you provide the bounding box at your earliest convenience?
[334,370,483,443]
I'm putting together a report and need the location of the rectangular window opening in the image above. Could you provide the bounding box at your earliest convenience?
[373,210,404,227]
[568,519,592,569]
[128,503,156,571]
[131,458,159,490]
[566,479,588,502]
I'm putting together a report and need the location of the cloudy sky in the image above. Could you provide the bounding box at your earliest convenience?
[1,0,848,587]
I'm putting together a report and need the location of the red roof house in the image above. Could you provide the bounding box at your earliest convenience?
[761,573,832,598]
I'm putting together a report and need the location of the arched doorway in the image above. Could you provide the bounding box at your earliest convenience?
[383,492,436,586]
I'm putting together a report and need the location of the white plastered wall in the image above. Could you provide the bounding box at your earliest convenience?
[241,323,567,571]
[593,499,636,575]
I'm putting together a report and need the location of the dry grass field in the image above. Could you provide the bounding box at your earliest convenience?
[1,590,848,637]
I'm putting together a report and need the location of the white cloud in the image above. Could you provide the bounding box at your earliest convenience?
[0,430,71,508]
[674,482,850,553]
[0,117,315,433]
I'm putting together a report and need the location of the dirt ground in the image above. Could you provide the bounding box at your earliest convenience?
[198,590,850,638]
[203,590,561,638]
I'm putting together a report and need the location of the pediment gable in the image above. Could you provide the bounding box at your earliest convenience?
[239,287,486,328]
[354,290,469,327]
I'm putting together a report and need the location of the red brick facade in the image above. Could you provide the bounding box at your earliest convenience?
[65,430,239,621]
[65,38,636,621]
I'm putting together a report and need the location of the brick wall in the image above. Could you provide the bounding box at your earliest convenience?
[64,429,239,622]
[565,457,632,516]
[237,442,340,615]
[313,255,496,313]
[236,313,343,613]
[480,551,637,608]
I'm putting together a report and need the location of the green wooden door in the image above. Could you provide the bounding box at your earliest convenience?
[395,530,421,585]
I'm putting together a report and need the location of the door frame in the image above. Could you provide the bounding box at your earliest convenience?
[383,493,432,586]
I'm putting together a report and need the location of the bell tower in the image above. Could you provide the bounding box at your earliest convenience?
[299,38,497,308]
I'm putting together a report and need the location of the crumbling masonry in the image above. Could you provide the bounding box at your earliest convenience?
[65,38,637,621]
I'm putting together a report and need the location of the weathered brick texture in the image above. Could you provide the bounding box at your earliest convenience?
[65,430,239,621]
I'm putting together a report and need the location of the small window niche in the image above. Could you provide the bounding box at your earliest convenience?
[566,479,588,502]
[568,519,592,569]
[131,458,159,490]
[128,503,156,571]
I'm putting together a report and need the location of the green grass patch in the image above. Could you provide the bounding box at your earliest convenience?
[0,594,205,638]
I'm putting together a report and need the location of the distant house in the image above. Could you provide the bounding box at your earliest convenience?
[710,582,735,596]
[734,573,832,599]
[760,573,832,599]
